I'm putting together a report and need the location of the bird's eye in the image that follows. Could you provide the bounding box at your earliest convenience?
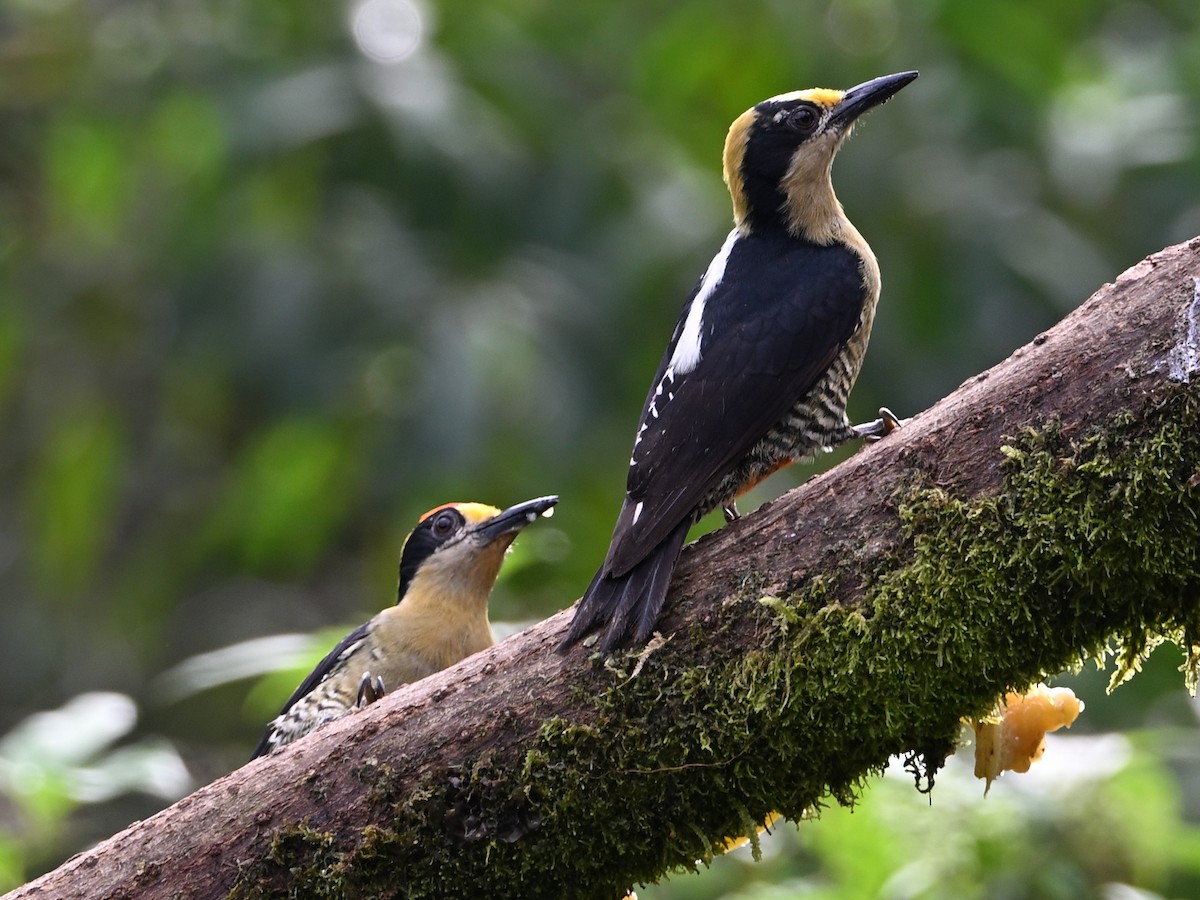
[789,107,819,133]
[432,511,457,537]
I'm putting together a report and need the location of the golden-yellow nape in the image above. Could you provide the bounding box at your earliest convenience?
[722,88,850,230]
[723,109,757,229]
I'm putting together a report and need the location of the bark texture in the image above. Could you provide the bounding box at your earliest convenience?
[9,238,1200,900]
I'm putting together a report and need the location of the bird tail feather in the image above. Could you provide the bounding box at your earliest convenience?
[561,520,690,652]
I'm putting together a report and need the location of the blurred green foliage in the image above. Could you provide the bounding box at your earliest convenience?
[644,726,1200,899]
[0,693,189,886]
[1,0,1199,892]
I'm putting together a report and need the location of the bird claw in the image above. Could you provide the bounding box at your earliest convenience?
[356,673,386,708]
[853,406,908,442]
[722,503,741,523]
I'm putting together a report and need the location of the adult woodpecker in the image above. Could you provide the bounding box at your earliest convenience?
[252,495,557,758]
[563,71,917,652]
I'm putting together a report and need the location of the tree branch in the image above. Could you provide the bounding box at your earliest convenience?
[10,239,1200,900]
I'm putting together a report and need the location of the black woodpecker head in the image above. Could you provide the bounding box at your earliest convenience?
[723,70,917,240]
[396,496,559,613]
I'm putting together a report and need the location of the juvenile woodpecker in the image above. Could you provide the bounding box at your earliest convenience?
[564,71,917,652]
[252,495,557,757]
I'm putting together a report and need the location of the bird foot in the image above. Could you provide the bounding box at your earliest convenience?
[722,502,740,523]
[852,406,908,442]
[356,673,386,708]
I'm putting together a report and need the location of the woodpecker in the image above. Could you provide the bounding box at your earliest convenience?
[252,495,558,757]
[563,71,917,652]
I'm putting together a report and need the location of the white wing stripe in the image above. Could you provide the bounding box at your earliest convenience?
[667,229,739,375]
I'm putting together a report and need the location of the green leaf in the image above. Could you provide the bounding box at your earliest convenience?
[23,406,125,598]
[44,116,131,245]
[208,418,362,575]
[146,90,229,188]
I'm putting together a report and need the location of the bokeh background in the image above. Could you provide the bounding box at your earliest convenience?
[2,0,1199,894]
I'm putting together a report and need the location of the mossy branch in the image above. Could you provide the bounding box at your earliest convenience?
[10,239,1200,900]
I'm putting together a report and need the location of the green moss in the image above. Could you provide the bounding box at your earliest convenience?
[230,387,1200,899]
[229,824,343,899]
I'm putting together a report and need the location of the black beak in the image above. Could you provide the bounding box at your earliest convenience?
[474,495,559,543]
[829,71,918,131]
